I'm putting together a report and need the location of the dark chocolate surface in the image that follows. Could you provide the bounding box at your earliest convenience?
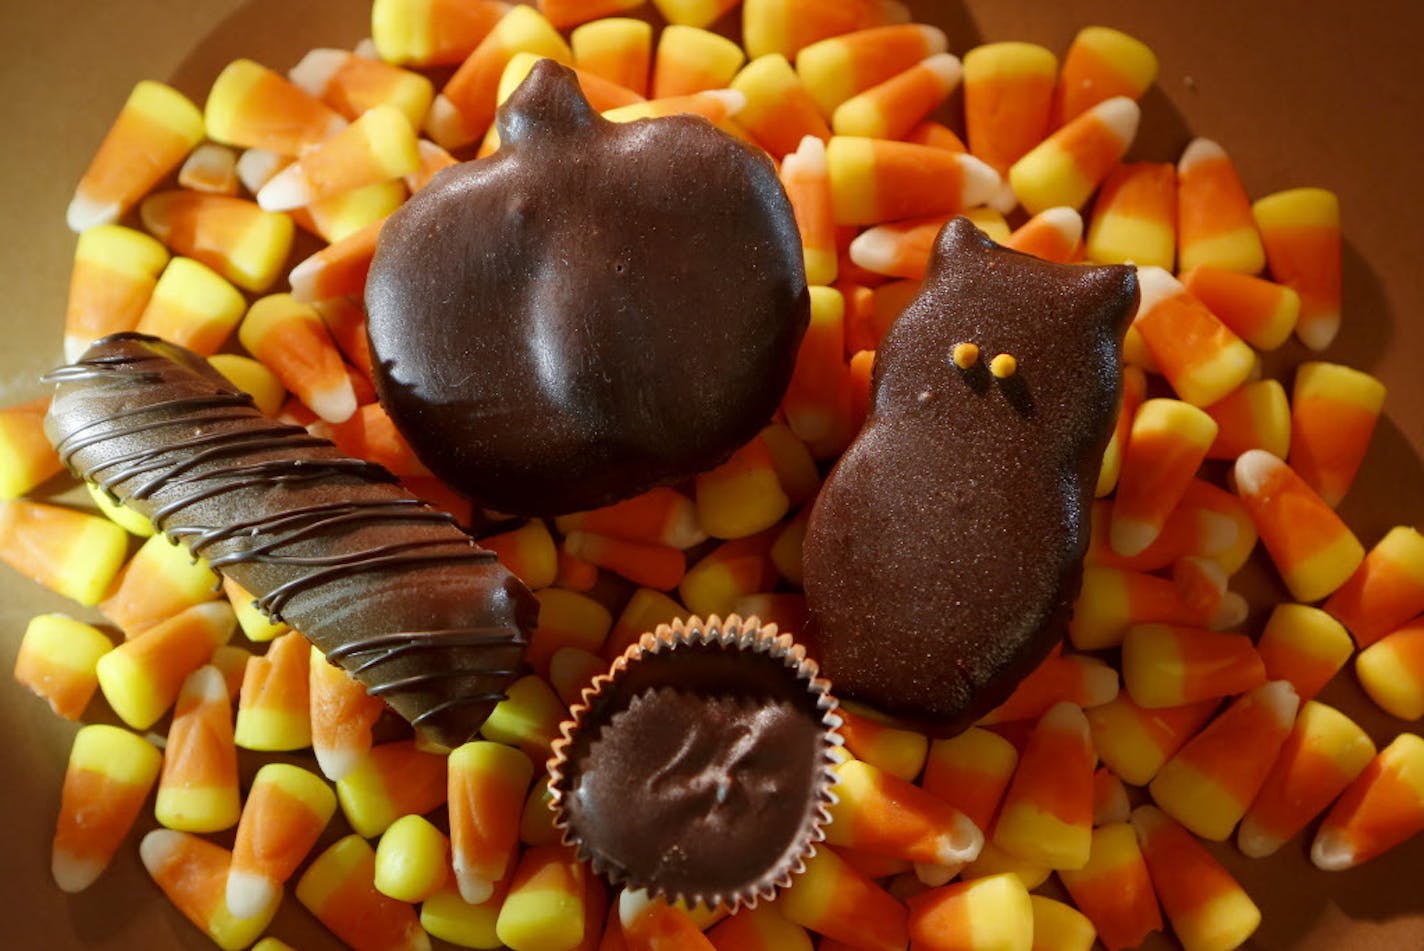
[43,334,538,748]
[803,218,1138,735]
[554,640,829,905]
[366,60,809,517]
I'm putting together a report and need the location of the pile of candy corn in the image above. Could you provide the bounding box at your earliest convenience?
[5,0,1423,949]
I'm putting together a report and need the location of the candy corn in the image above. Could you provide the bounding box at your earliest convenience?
[68,81,205,232]
[227,762,336,919]
[904,873,1033,951]
[448,740,533,904]
[178,142,239,194]
[1176,138,1266,274]
[1255,603,1353,703]
[1030,895,1097,951]
[426,5,572,150]
[371,0,511,67]
[257,106,419,211]
[1253,187,1341,350]
[239,293,358,424]
[155,666,240,833]
[13,614,112,720]
[527,587,612,676]
[1289,361,1386,508]
[1052,26,1158,127]
[140,191,295,293]
[206,58,346,155]
[1110,398,1218,557]
[1131,805,1260,951]
[63,224,169,361]
[1130,267,1255,407]
[336,740,448,838]
[479,674,566,760]
[708,904,814,951]
[564,531,685,590]
[208,354,286,416]
[1324,527,1424,649]
[1238,701,1376,858]
[134,256,247,356]
[777,847,909,951]
[297,835,430,951]
[572,18,652,96]
[1086,694,1219,787]
[481,518,559,589]
[556,487,705,551]
[1181,477,1259,576]
[1149,680,1299,841]
[309,645,385,781]
[921,727,1018,840]
[833,53,961,141]
[141,830,277,950]
[798,24,947,119]
[651,24,744,99]
[1085,162,1176,269]
[1068,564,1206,651]
[729,53,830,159]
[289,48,435,129]
[680,530,778,618]
[827,136,1001,226]
[826,758,984,867]
[1004,206,1083,263]
[1203,379,1290,460]
[962,42,1058,190]
[837,702,930,782]
[1357,620,1424,720]
[1057,822,1161,951]
[298,178,406,242]
[1234,449,1365,602]
[781,135,838,286]
[978,653,1119,725]
[1121,624,1265,709]
[742,0,911,62]
[550,647,604,706]
[234,630,312,751]
[782,285,854,458]
[520,780,562,847]
[374,814,449,903]
[957,840,1050,891]
[1313,732,1424,870]
[52,725,162,893]
[101,532,220,638]
[1179,266,1300,352]
[1009,97,1139,214]
[420,879,508,950]
[96,601,236,730]
[695,434,791,540]
[496,845,589,950]
[993,703,1096,870]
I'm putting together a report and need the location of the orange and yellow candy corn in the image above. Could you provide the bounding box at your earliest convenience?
[1357,620,1424,720]
[962,42,1058,191]
[1179,266,1299,352]
[479,673,566,760]
[371,0,511,68]
[1238,701,1376,858]
[1086,693,1219,787]
[240,293,357,424]
[827,136,1001,226]
[481,518,559,589]
[141,830,278,950]
[63,224,169,361]
[228,762,336,919]
[52,724,162,893]
[135,256,247,356]
[781,135,839,286]
[0,398,63,499]
[68,81,205,232]
[1110,398,1218,557]
[101,532,219,638]
[309,645,386,781]
[156,666,240,833]
[1149,680,1299,841]
[374,813,449,903]
[1289,361,1386,509]
[1058,822,1161,951]
[234,630,312,751]
[1313,733,1424,870]
[573,18,652,97]
[1203,379,1291,461]
[1085,161,1176,269]
[257,106,419,211]
[289,48,435,129]
[993,703,1096,870]
[1130,267,1255,408]
[838,702,930,782]
[1005,206,1083,263]
[297,835,430,951]
[730,53,830,159]
[206,59,346,155]
[141,190,294,293]
[13,613,112,720]
[797,24,947,118]
[1253,187,1341,351]
[1325,526,1424,648]
[778,847,909,951]
[336,740,448,838]
[979,653,1119,726]
[96,601,236,730]
[1255,603,1353,703]
[1030,894,1097,951]
[708,904,813,951]
[904,873,1033,951]
[832,53,962,142]
[742,0,911,62]
[1051,26,1157,127]
[652,25,743,98]
[449,739,533,904]
[1121,624,1265,709]
[1176,138,1265,275]
[496,845,589,950]
[1234,449,1365,602]
[826,758,984,868]
[1009,96,1139,214]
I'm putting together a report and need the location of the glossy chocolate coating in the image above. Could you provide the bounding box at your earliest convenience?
[803,218,1139,735]
[554,641,828,905]
[44,334,537,748]
[366,60,809,516]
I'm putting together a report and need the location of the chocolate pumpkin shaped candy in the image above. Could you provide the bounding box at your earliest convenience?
[366,60,809,516]
[803,217,1139,736]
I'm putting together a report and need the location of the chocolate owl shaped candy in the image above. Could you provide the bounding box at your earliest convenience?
[803,217,1140,736]
[366,60,809,516]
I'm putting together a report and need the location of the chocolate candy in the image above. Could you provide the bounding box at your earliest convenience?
[549,616,839,910]
[803,218,1139,735]
[366,60,809,516]
[44,334,537,748]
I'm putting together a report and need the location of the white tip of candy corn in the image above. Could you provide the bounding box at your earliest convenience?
[1110,515,1158,559]
[66,193,119,234]
[913,861,962,887]
[1211,591,1251,630]
[181,665,229,704]
[313,743,364,783]
[1093,96,1142,149]
[958,154,1003,210]
[1132,265,1180,317]
[1237,816,1283,859]
[236,148,290,194]
[453,864,496,906]
[1178,137,1226,175]
[1311,828,1355,871]
[288,254,324,304]
[704,88,748,118]
[288,48,346,97]
[619,888,655,929]
[848,228,901,276]
[225,869,280,921]
[1037,206,1084,247]
[1082,659,1121,707]
[1197,510,1240,557]
[423,95,475,151]
[1233,449,1283,497]
[986,179,1019,214]
[353,37,380,60]
[1296,312,1342,352]
[51,849,105,894]
[923,53,964,92]
[1258,679,1301,725]
[306,379,358,425]
[256,165,314,212]
[782,135,827,176]
[138,827,184,875]
[916,24,950,55]
[938,809,985,865]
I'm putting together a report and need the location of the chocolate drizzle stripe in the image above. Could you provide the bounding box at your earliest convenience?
[44,334,538,747]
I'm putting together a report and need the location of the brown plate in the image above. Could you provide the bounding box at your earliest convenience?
[1,1,1422,948]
